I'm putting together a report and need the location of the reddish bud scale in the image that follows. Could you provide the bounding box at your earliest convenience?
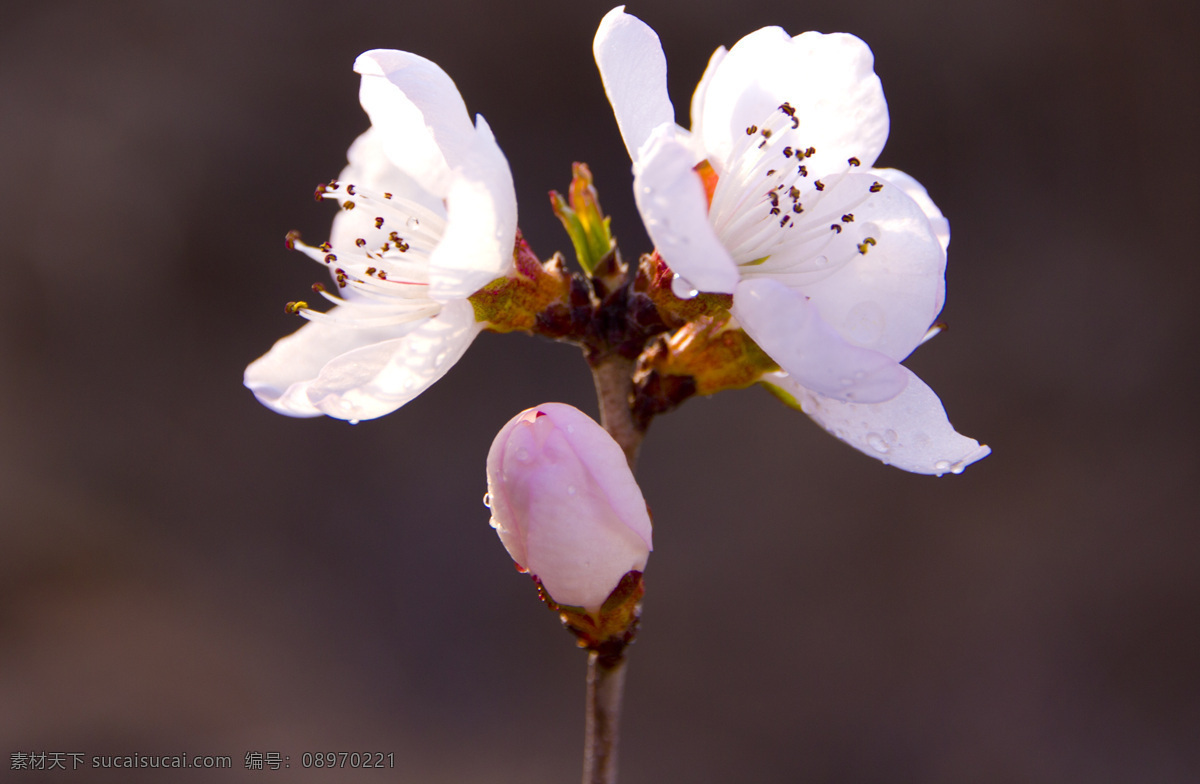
[468,230,573,333]
[636,252,731,329]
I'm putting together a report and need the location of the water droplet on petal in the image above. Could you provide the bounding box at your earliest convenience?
[866,432,889,453]
[671,274,699,299]
[349,419,360,425]
[515,447,531,463]
[482,492,492,508]
[406,217,420,229]
[884,429,899,444]
[567,425,575,433]
[813,254,830,268]
[934,459,952,475]
[567,485,577,495]
[488,517,500,529]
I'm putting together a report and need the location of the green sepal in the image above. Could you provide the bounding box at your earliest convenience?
[760,378,805,412]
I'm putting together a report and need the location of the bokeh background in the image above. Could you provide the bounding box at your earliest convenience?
[3,0,1198,781]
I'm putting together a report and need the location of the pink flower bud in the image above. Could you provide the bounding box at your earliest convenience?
[486,403,653,611]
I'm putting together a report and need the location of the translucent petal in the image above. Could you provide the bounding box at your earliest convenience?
[698,28,889,181]
[354,49,476,196]
[428,115,518,300]
[243,315,422,418]
[634,128,739,293]
[689,45,727,142]
[770,172,947,361]
[593,6,676,163]
[301,299,483,421]
[871,167,949,253]
[732,278,908,402]
[762,368,990,475]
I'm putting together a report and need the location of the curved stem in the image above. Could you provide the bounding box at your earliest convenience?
[582,651,627,784]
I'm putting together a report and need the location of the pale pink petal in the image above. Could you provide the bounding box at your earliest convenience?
[593,6,676,162]
[762,368,990,475]
[545,403,652,551]
[486,403,652,611]
[634,127,739,293]
[732,278,908,402]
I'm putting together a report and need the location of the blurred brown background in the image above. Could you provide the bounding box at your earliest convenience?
[2,0,1198,781]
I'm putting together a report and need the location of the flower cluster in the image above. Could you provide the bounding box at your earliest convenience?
[245,8,987,477]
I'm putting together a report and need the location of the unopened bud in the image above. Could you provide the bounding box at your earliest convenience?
[486,403,652,613]
[550,162,614,276]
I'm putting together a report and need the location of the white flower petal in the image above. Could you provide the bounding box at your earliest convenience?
[354,49,476,196]
[774,172,947,362]
[244,316,421,418]
[698,29,889,180]
[326,128,447,260]
[871,167,949,253]
[689,44,727,143]
[762,368,990,475]
[593,6,676,163]
[732,278,908,402]
[634,127,740,293]
[428,115,518,300]
[302,298,483,421]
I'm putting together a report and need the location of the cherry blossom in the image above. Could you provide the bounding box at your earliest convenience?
[245,50,517,421]
[594,7,988,473]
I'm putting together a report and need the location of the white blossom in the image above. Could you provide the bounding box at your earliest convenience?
[245,50,517,421]
[594,7,988,473]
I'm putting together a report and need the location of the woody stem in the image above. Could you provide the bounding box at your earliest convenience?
[582,650,627,784]
[590,353,642,470]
